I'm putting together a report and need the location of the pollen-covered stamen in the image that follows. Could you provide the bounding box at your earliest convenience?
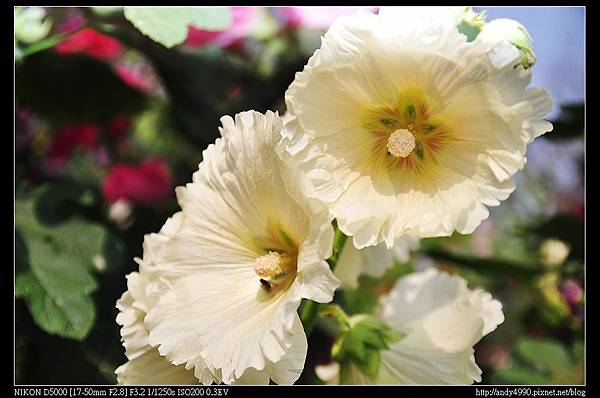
[255,251,293,288]
[387,128,416,158]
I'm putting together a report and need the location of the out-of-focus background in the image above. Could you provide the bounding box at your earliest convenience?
[14,7,584,385]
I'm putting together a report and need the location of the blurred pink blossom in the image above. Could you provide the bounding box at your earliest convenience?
[276,6,378,30]
[56,28,123,60]
[114,65,153,93]
[561,279,583,306]
[102,159,173,204]
[46,123,99,166]
[55,10,86,34]
[186,7,260,48]
[477,346,511,370]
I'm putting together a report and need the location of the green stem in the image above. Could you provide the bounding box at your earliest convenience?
[19,25,87,59]
[424,248,542,280]
[300,299,319,335]
[327,222,348,271]
[318,304,350,331]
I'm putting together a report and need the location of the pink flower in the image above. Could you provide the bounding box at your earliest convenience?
[56,28,123,60]
[561,279,583,306]
[56,10,86,34]
[186,7,259,48]
[114,64,153,93]
[276,6,378,30]
[46,123,99,166]
[102,159,173,204]
[477,346,511,370]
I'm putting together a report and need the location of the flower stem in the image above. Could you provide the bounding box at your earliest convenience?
[19,25,87,59]
[300,299,319,336]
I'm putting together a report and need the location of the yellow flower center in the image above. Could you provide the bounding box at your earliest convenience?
[254,251,296,292]
[387,127,416,158]
[363,88,454,175]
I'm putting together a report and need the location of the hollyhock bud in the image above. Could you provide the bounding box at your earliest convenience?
[14,7,52,44]
[477,18,536,68]
[539,239,570,268]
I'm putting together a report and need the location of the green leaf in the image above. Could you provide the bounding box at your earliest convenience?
[457,20,481,42]
[490,365,554,385]
[349,317,391,349]
[124,7,232,48]
[332,314,403,379]
[354,348,381,378]
[34,183,97,225]
[573,340,584,362]
[132,101,202,166]
[516,338,572,376]
[424,247,541,280]
[15,195,107,339]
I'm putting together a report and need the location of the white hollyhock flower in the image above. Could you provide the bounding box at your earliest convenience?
[281,6,553,249]
[143,111,340,385]
[335,236,419,290]
[328,268,504,384]
[539,238,570,268]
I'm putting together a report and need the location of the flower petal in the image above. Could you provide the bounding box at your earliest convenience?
[116,349,199,385]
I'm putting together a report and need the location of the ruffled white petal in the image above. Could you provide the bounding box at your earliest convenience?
[116,349,199,385]
[115,212,185,361]
[335,236,419,290]
[146,269,302,384]
[379,268,504,345]
[377,334,482,384]
[282,6,552,247]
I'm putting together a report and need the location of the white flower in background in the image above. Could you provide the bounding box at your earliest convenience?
[335,235,419,290]
[143,111,340,385]
[15,7,53,62]
[14,7,52,44]
[115,212,199,384]
[108,199,134,230]
[281,6,552,249]
[539,238,570,268]
[477,18,536,68]
[321,268,504,384]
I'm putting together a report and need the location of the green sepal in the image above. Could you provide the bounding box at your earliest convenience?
[330,314,406,380]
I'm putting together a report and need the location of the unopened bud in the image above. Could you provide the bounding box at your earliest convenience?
[478,18,536,68]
